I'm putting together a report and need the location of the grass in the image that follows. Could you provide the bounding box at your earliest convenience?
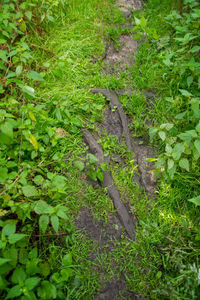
[34,0,200,298]
[1,0,199,298]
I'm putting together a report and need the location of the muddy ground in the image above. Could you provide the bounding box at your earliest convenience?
[75,0,156,299]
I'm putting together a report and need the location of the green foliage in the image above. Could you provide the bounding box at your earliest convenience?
[136,0,200,183]
[0,0,79,298]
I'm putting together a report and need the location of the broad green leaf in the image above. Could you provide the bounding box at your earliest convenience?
[28,247,38,259]
[190,46,200,53]
[160,123,173,131]
[134,16,141,26]
[33,175,44,186]
[8,234,26,244]
[187,76,193,87]
[37,281,57,299]
[2,223,16,236]
[140,15,147,28]
[60,268,73,281]
[188,195,200,206]
[22,185,38,197]
[0,258,10,266]
[39,215,49,234]
[149,127,158,140]
[34,200,52,215]
[167,159,174,170]
[6,285,22,299]
[57,209,68,220]
[0,121,13,138]
[172,143,185,160]
[22,86,35,98]
[194,139,200,155]
[11,267,26,284]
[0,50,8,62]
[87,153,98,164]
[158,131,166,141]
[29,71,44,82]
[178,130,197,142]
[4,248,18,267]
[74,161,84,171]
[25,277,40,290]
[39,262,50,277]
[0,167,8,182]
[62,253,72,266]
[16,66,22,76]
[179,158,189,171]
[179,89,192,97]
[51,216,59,233]
[52,175,66,189]
[26,258,40,275]
[96,169,104,182]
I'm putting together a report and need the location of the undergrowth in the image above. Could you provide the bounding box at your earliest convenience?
[120,0,200,298]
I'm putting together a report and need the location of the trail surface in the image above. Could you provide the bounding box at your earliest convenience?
[74,0,157,299]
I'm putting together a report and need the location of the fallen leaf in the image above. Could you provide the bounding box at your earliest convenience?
[56,128,71,138]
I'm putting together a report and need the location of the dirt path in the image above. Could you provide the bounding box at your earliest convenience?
[75,1,156,299]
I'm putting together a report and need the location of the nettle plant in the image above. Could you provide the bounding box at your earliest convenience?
[135,0,200,201]
[0,1,77,299]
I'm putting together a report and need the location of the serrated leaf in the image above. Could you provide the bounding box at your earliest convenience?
[187,76,193,87]
[87,153,98,164]
[158,131,166,141]
[34,200,52,215]
[172,143,185,160]
[25,277,40,290]
[11,267,26,284]
[0,258,10,266]
[39,262,50,277]
[149,127,158,140]
[8,233,26,244]
[160,123,173,131]
[62,253,72,266]
[29,71,44,82]
[194,139,200,155]
[188,195,200,206]
[74,161,84,171]
[167,159,174,170]
[6,285,22,299]
[16,65,22,76]
[52,175,66,189]
[179,158,189,171]
[22,86,35,97]
[22,185,38,197]
[39,215,49,234]
[2,223,16,236]
[51,216,59,233]
[0,50,8,62]
[179,89,192,97]
[0,121,13,138]
[33,175,44,186]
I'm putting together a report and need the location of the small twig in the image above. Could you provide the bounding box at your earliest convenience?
[31,43,56,57]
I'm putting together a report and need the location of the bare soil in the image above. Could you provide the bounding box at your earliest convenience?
[75,0,156,298]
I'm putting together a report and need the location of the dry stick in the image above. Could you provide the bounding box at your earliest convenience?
[83,129,135,240]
